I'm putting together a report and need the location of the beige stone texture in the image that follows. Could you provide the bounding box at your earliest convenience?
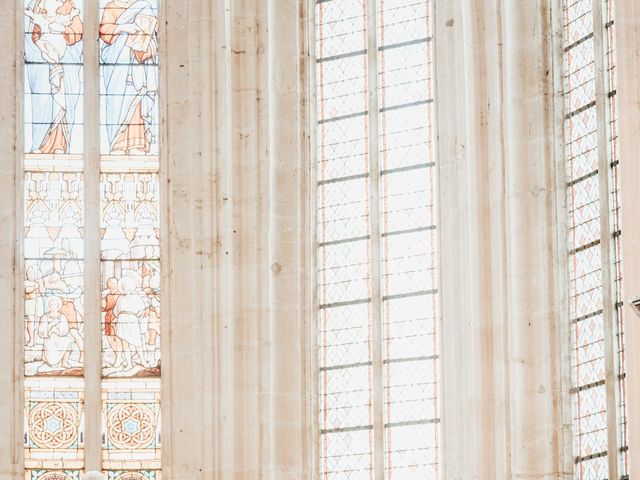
[617,0,640,477]
[161,0,311,478]
[0,2,23,479]
[435,0,572,478]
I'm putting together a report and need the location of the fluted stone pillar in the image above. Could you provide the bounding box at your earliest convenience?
[435,0,572,478]
[162,1,311,478]
[0,2,22,479]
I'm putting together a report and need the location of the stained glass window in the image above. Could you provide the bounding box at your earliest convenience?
[315,1,438,479]
[99,0,161,477]
[562,0,628,478]
[24,1,85,477]
[23,0,161,477]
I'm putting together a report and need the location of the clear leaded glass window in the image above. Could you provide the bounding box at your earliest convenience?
[23,1,161,478]
[314,1,438,479]
[562,0,628,478]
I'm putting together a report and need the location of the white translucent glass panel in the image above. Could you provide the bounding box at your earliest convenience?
[24,377,85,474]
[317,1,373,478]
[564,1,607,475]
[563,0,628,477]
[378,2,437,478]
[318,116,368,181]
[320,304,373,432]
[317,1,437,479]
[316,0,368,182]
[24,0,84,155]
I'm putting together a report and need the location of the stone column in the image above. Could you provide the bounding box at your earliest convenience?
[162,0,311,478]
[0,2,22,479]
[616,0,640,477]
[434,0,572,477]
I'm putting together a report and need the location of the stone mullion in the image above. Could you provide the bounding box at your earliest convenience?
[82,0,102,472]
[365,1,384,479]
[592,0,622,476]
[614,0,640,478]
[0,1,23,479]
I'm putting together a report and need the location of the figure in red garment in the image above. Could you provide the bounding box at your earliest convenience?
[102,277,124,368]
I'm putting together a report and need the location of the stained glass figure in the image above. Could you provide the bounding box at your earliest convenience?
[101,261,160,377]
[99,0,159,157]
[24,0,83,155]
[25,258,84,377]
[102,380,161,471]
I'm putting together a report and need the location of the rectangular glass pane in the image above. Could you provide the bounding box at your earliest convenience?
[99,1,162,472]
[25,258,84,377]
[377,2,438,479]
[317,1,438,479]
[318,177,369,244]
[317,116,368,182]
[24,378,84,470]
[23,0,85,475]
[101,173,160,261]
[321,430,373,480]
[25,172,84,260]
[564,3,608,470]
[101,260,161,377]
[99,0,159,161]
[384,424,438,480]
[563,0,629,475]
[24,0,84,155]
[102,379,161,471]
